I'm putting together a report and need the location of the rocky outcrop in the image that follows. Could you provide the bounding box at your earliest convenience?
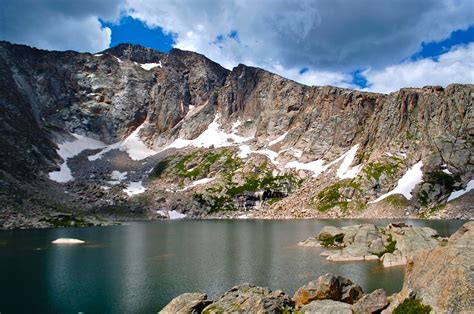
[299,223,447,267]
[384,221,474,313]
[0,40,472,228]
[293,273,364,309]
[351,289,389,314]
[160,293,211,314]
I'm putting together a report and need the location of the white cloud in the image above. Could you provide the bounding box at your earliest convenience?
[365,43,474,93]
[0,0,122,52]
[125,0,473,72]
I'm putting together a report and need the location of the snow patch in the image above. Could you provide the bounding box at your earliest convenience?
[269,131,288,146]
[162,115,253,151]
[178,178,215,191]
[285,144,362,178]
[49,134,107,183]
[114,56,123,63]
[369,161,424,203]
[123,181,146,196]
[168,210,187,219]
[280,148,303,158]
[140,61,162,70]
[52,238,85,244]
[89,122,157,161]
[285,159,327,176]
[232,120,242,131]
[111,170,127,181]
[447,180,474,202]
[93,54,103,57]
[337,144,362,179]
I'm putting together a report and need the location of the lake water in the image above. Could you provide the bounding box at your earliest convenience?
[0,219,465,313]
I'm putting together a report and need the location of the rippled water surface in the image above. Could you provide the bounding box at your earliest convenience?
[0,219,465,313]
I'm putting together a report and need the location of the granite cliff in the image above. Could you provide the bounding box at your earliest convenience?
[0,41,472,228]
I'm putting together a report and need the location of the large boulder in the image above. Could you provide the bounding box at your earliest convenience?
[293,273,364,308]
[160,293,211,314]
[302,299,353,314]
[351,289,388,313]
[317,226,344,241]
[202,283,293,313]
[383,221,474,313]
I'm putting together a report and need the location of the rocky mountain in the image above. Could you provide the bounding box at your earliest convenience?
[0,41,472,228]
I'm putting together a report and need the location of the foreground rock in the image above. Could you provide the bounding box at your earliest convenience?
[384,221,474,313]
[351,289,388,313]
[302,299,352,313]
[202,284,293,313]
[51,238,85,244]
[299,223,446,267]
[160,293,211,314]
[293,273,363,309]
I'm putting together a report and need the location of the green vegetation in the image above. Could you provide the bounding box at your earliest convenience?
[149,149,242,181]
[320,233,344,247]
[418,170,461,207]
[362,162,400,181]
[373,234,397,258]
[383,194,410,207]
[394,298,432,314]
[148,159,169,179]
[194,170,302,213]
[313,180,361,212]
[149,149,303,213]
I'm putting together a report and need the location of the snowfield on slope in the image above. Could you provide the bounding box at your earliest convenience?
[49,134,107,183]
[369,161,424,203]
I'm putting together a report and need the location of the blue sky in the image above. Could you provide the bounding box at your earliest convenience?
[0,0,473,93]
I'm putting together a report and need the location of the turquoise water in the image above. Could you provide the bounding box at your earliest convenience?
[0,219,465,313]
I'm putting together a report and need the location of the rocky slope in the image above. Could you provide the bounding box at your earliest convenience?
[0,41,472,228]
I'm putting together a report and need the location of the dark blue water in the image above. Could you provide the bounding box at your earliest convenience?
[0,219,465,313]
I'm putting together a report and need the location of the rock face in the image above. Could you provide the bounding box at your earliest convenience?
[0,40,472,227]
[301,223,447,267]
[160,293,211,314]
[385,221,474,313]
[293,273,364,308]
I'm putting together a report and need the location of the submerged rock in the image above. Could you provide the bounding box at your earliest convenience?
[293,273,364,309]
[160,293,211,314]
[51,238,85,244]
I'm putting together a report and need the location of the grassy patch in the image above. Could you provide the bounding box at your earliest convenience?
[383,194,410,207]
[374,234,397,258]
[362,162,399,181]
[320,233,344,247]
[313,180,360,212]
[194,170,302,212]
[394,298,432,314]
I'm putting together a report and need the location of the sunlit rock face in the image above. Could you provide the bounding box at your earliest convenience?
[0,40,472,228]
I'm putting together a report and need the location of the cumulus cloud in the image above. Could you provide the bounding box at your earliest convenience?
[0,0,123,52]
[365,43,474,93]
[125,0,473,72]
